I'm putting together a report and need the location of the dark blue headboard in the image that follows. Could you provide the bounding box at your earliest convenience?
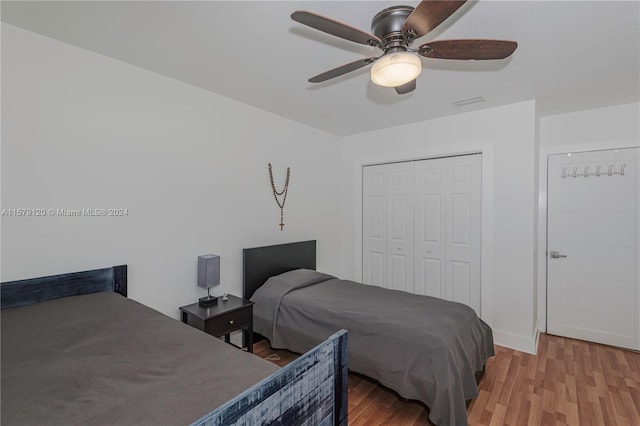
[1,265,127,310]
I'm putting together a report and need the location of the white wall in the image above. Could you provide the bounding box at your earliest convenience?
[1,23,344,317]
[540,102,639,148]
[339,101,540,353]
[536,102,640,330]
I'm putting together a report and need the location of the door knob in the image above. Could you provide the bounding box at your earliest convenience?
[549,251,567,259]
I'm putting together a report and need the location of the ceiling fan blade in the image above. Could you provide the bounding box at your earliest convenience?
[403,0,467,40]
[418,39,518,60]
[394,80,416,95]
[308,57,377,83]
[292,11,382,47]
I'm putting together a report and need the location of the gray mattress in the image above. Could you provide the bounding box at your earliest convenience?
[251,269,495,426]
[1,292,279,426]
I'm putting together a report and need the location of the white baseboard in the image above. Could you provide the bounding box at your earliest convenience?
[493,322,540,354]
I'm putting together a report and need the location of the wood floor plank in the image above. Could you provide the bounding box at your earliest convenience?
[254,333,640,425]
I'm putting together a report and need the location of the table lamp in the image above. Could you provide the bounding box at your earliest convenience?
[198,254,220,307]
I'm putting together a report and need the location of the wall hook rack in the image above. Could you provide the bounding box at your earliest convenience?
[562,163,626,179]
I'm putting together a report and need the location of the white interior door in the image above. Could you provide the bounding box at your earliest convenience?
[547,148,640,350]
[415,155,482,314]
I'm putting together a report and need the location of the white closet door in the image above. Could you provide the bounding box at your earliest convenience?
[547,148,639,350]
[363,165,388,288]
[363,162,414,291]
[415,155,482,314]
[387,162,414,291]
[413,160,446,298]
[363,155,480,312]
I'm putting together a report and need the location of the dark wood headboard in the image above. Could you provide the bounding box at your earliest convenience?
[242,240,316,300]
[1,265,127,310]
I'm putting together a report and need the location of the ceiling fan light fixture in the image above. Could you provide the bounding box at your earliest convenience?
[370,52,422,88]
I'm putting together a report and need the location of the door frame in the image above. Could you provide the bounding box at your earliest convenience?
[537,139,640,333]
[353,143,493,326]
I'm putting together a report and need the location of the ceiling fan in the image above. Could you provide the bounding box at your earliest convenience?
[291,0,517,94]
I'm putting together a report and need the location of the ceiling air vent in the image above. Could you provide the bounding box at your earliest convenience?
[453,95,485,108]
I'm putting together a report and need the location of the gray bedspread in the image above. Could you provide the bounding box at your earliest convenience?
[1,292,279,426]
[251,269,495,426]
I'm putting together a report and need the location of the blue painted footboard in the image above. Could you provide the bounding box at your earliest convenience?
[192,329,349,426]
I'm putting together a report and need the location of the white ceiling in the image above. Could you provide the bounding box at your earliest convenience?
[2,1,639,136]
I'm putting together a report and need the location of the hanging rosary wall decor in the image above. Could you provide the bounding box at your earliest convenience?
[268,163,291,231]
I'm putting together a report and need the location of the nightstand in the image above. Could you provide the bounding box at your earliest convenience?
[179,295,254,353]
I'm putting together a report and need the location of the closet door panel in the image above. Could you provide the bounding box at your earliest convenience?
[415,161,446,298]
[363,167,387,287]
[445,156,482,314]
[418,258,442,297]
[387,164,414,292]
[449,260,472,306]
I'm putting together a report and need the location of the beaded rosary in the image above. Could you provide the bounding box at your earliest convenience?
[268,163,290,231]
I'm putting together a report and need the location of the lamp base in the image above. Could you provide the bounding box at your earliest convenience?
[199,295,218,307]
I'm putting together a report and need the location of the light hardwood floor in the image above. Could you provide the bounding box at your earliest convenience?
[254,333,640,425]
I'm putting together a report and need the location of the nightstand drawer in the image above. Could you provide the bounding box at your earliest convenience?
[205,307,252,337]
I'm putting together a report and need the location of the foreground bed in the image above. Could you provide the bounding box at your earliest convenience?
[1,265,348,425]
[244,241,495,426]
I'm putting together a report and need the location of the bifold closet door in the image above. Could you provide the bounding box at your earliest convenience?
[362,162,414,292]
[414,155,482,314]
[363,155,481,313]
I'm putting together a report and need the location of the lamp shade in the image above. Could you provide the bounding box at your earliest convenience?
[197,254,220,289]
[370,52,422,88]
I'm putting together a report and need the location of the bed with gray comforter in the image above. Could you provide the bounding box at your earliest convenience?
[251,268,495,426]
[1,292,281,425]
[2,289,349,426]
